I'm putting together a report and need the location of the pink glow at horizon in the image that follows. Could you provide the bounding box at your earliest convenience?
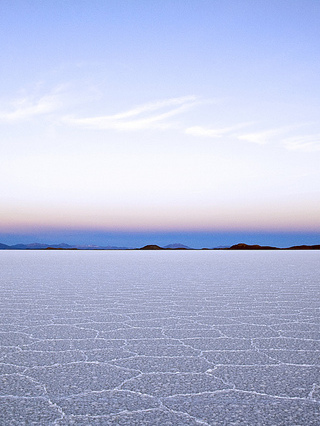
[1,195,319,233]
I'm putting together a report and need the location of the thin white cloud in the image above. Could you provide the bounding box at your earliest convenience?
[237,124,304,145]
[238,125,320,151]
[186,122,320,154]
[237,129,281,145]
[109,96,197,120]
[0,87,65,122]
[185,123,251,138]
[283,134,320,152]
[64,96,199,131]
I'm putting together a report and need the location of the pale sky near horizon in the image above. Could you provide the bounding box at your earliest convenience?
[1,0,320,239]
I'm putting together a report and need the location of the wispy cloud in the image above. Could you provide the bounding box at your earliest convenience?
[282,134,320,152]
[237,128,285,145]
[64,96,199,131]
[237,125,320,152]
[237,125,301,145]
[185,123,251,138]
[0,87,66,122]
[185,122,320,154]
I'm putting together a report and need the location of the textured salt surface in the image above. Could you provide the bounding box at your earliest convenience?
[0,250,319,425]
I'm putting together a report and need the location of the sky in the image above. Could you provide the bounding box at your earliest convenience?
[1,0,320,248]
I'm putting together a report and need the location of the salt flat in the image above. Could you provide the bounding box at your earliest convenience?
[0,250,319,425]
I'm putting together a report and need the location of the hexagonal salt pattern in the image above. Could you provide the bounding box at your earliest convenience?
[1,250,319,425]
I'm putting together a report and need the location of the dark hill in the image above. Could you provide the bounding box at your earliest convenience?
[287,244,320,250]
[45,247,78,250]
[140,245,164,250]
[228,243,278,250]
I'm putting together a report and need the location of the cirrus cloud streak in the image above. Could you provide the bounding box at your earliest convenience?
[64,96,200,131]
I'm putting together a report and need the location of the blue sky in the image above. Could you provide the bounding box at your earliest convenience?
[1,0,320,247]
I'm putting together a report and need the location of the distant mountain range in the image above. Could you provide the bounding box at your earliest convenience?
[0,242,193,250]
[163,243,192,249]
[223,243,320,250]
[0,243,132,250]
[0,242,319,250]
[140,243,320,250]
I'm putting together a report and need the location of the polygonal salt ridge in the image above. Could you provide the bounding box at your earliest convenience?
[308,383,320,401]
[0,332,38,346]
[55,408,209,425]
[51,389,160,417]
[188,315,240,325]
[2,350,86,367]
[0,373,46,397]
[262,349,320,366]
[120,371,232,397]
[70,322,131,332]
[0,397,64,425]
[212,365,320,399]
[81,347,137,362]
[274,321,320,331]
[0,324,30,332]
[222,314,297,325]
[23,338,127,351]
[98,328,165,340]
[253,337,320,350]
[109,355,212,374]
[162,328,223,339]
[0,363,26,375]
[278,331,320,340]
[162,390,320,426]
[123,338,183,348]
[123,317,208,328]
[123,311,193,320]
[202,350,280,366]
[123,343,200,357]
[73,313,128,322]
[211,324,280,338]
[23,362,140,397]
[178,337,253,351]
[26,324,98,340]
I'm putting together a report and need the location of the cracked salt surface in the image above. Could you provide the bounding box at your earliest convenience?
[0,250,319,425]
